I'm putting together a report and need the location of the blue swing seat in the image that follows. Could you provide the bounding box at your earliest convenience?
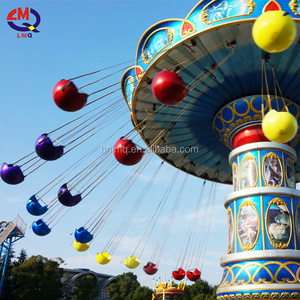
[75,227,93,243]
[26,195,48,216]
[32,219,51,236]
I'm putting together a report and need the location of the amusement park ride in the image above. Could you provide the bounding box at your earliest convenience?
[0,216,26,295]
[2,0,300,299]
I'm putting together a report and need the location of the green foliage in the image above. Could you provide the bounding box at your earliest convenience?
[0,248,27,300]
[1,249,217,300]
[184,279,217,300]
[107,272,153,300]
[71,275,97,300]
[11,255,64,300]
[129,286,153,300]
[14,249,27,267]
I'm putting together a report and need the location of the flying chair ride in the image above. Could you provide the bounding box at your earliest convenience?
[2,0,300,298]
[121,0,300,299]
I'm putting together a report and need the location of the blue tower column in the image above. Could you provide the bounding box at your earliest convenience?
[214,96,300,300]
[217,142,300,299]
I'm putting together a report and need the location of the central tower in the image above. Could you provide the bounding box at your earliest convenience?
[214,96,300,299]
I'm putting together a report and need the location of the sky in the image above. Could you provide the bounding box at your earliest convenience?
[1,0,232,289]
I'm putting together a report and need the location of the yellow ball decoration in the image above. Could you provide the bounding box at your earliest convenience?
[252,11,297,53]
[262,109,298,143]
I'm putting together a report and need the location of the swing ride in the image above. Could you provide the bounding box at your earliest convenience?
[2,0,300,299]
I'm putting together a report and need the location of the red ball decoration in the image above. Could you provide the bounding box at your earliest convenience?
[53,79,88,112]
[232,125,269,149]
[151,70,188,106]
[113,138,144,166]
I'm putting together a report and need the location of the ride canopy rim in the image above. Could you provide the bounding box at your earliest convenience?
[127,17,300,185]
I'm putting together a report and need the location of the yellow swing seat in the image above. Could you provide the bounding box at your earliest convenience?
[96,251,111,265]
[124,255,140,269]
[73,239,89,252]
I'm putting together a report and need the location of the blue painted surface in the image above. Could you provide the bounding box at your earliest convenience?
[32,219,51,236]
[26,195,48,216]
[74,227,93,244]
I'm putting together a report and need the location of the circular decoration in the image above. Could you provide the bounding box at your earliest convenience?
[237,200,260,251]
[227,207,234,254]
[232,162,238,191]
[263,152,283,186]
[285,157,296,188]
[266,198,291,249]
[241,154,258,189]
[296,204,300,244]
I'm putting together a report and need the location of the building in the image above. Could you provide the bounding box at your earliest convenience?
[62,268,116,300]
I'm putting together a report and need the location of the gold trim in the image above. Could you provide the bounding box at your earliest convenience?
[233,100,251,117]
[265,198,292,249]
[237,200,260,251]
[217,291,300,300]
[227,207,234,254]
[296,203,300,244]
[214,116,226,133]
[200,0,256,25]
[263,0,282,13]
[241,154,258,189]
[285,157,296,188]
[180,20,196,38]
[121,66,138,111]
[290,0,299,15]
[141,27,174,64]
[135,17,187,67]
[124,76,135,109]
[222,105,235,124]
[291,197,297,250]
[258,150,262,187]
[250,96,267,114]
[262,152,283,187]
[219,261,300,287]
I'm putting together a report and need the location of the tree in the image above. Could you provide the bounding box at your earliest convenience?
[11,255,64,300]
[129,286,153,300]
[13,249,27,267]
[71,275,97,300]
[184,279,216,300]
[107,272,153,300]
[0,247,17,300]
